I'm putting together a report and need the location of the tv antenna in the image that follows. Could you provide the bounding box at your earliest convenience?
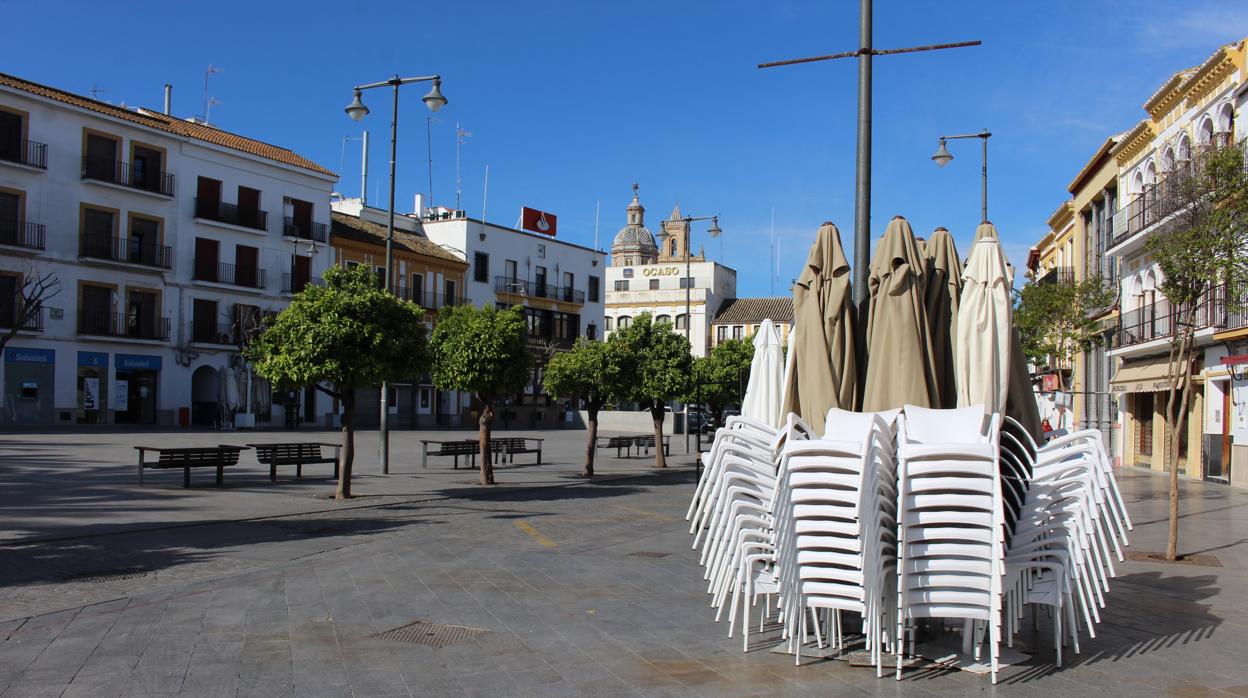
[426,115,440,208]
[456,123,472,211]
[90,84,110,101]
[203,64,221,123]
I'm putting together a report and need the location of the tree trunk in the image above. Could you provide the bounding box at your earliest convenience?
[336,390,355,500]
[584,402,599,477]
[650,400,667,469]
[1165,327,1194,560]
[478,397,496,486]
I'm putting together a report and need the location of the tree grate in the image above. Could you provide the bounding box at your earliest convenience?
[64,568,148,583]
[629,551,670,558]
[376,621,488,648]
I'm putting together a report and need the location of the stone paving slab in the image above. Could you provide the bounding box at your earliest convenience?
[1,428,1247,695]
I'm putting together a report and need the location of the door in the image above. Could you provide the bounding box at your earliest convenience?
[131,146,162,192]
[82,208,115,257]
[193,298,218,343]
[129,217,159,265]
[0,191,18,245]
[237,186,261,228]
[563,271,574,302]
[535,266,547,298]
[0,110,20,162]
[505,259,518,282]
[0,275,15,328]
[85,134,118,181]
[81,285,112,334]
[235,245,259,288]
[444,278,456,307]
[292,255,311,292]
[1219,381,1232,480]
[197,177,222,218]
[411,273,424,306]
[194,238,219,282]
[292,199,313,238]
[127,291,158,339]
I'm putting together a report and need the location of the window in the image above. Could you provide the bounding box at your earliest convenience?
[0,190,21,245]
[504,258,518,281]
[614,280,629,291]
[676,314,688,330]
[588,275,600,303]
[129,216,161,266]
[0,273,16,328]
[534,266,548,297]
[196,177,222,219]
[410,273,424,305]
[0,109,25,164]
[679,276,694,289]
[237,186,262,229]
[235,245,259,288]
[716,325,727,343]
[444,278,457,305]
[586,323,597,340]
[79,284,112,335]
[649,279,660,290]
[193,298,219,343]
[618,315,631,330]
[474,252,489,282]
[194,237,220,282]
[130,144,164,193]
[732,325,744,340]
[655,314,672,324]
[83,133,119,181]
[604,316,613,331]
[553,312,578,340]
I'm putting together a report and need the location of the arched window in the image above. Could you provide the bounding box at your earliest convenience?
[1144,160,1157,187]
[618,315,631,330]
[1216,103,1235,146]
[655,314,672,324]
[1177,134,1191,163]
[1131,171,1145,196]
[1198,117,1215,146]
[1161,146,1175,173]
[675,314,688,330]
[604,316,613,331]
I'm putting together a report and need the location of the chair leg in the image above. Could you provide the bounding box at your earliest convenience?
[297,463,303,478]
[138,452,145,486]
[270,464,277,482]
[183,466,191,488]
[216,465,223,487]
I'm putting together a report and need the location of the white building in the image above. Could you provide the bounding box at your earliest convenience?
[603,188,736,357]
[0,72,337,427]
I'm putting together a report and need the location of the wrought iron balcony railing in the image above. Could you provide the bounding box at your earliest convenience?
[0,304,42,331]
[193,260,266,290]
[78,311,170,341]
[281,273,325,294]
[0,138,48,169]
[81,156,175,196]
[191,321,238,345]
[493,276,584,304]
[0,219,46,250]
[79,232,173,269]
[282,217,328,243]
[195,198,269,231]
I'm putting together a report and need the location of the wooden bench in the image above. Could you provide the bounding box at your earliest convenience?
[632,434,671,457]
[135,445,249,488]
[421,440,481,469]
[597,435,638,458]
[249,442,340,481]
[495,437,544,465]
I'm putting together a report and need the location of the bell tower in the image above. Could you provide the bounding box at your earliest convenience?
[659,203,694,261]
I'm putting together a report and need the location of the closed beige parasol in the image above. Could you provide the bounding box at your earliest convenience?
[925,227,963,409]
[782,222,858,435]
[862,216,939,412]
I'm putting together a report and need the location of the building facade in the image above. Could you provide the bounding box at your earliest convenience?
[710,297,793,348]
[0,72,337,427]
[328,205,468,428]
[603,189,736,357]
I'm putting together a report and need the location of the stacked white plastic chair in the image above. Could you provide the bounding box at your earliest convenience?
[895,404,1005,683]
[770,408,899,673]
[999,417,1131,666]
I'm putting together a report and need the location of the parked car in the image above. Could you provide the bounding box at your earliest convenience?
[687,409,709,433]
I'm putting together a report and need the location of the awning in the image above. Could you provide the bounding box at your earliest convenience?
[1110,358,1177,394]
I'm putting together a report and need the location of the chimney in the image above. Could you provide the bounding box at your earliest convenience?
[414,193,424,219]
[163,83,172,115]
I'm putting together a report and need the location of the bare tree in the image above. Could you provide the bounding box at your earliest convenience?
[0,267,61,354]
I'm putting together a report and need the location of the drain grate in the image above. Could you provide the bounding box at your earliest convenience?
[629,551,670,558]
[376,621,488,648]
[64,567,148,583]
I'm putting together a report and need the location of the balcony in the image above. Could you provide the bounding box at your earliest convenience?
[283,217,328,243]
[0,305,43,332]
[0,138,48,169]
[1037,267,1075,285]
[78,311,171,341]
[81,156,175,197]
[195,198,268,231]
[281,274,324,294]
[79,232,173,269]
[0,219,45,250]
[1114,287,1224,350]
[191,321,237,345]
[193,260,267,290]
[493,276,584,304]
[394,287,468,310]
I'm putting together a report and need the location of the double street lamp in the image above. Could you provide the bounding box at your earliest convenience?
[932,129,991,223]
[678,215,721,454]
[345,74,447,475]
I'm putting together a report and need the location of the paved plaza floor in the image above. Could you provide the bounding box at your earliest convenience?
[1,428,1247,696]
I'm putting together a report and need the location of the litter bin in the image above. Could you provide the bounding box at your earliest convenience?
[178,407,190,427]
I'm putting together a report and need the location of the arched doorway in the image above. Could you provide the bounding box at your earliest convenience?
[191,365,221,427]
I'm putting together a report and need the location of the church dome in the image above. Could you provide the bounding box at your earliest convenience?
[610,185,658,264]
[613,224,657,251]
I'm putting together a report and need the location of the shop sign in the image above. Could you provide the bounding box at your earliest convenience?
[115,354,162,371]
[642,266,682,277]
[111,381,128,411]
[78,351,108,368]
[1041,373,1059,392]
[4,347,54,364]
[520,207,557,236]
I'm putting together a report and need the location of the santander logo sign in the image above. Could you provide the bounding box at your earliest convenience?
[521,207,557,237]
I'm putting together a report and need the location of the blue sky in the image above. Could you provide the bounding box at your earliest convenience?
[7,1,1247,296]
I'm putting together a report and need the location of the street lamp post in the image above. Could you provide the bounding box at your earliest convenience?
[680,215,721,454]
[932,130,991,223]
[346,74,447,475]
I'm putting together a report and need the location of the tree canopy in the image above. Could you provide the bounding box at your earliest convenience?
[609,313,692,467]
[684,337,754,423]
[1014,276,1115,375]
[544,338,622,476]
[247,263,429,498]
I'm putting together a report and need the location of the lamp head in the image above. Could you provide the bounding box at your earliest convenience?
[932,138,953,168]
[345,90,369,122]
[423,78,447,112]
[707,216,722,238]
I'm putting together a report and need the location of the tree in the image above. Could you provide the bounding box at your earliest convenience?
[544,339,622,476]
[683,337,754,430]
[1143,142,1248,560]
[247,264,429,499]
[430,304,530,485]
[610,313,692,468]
[0,266,60,354]
[1014,276,1116,389]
